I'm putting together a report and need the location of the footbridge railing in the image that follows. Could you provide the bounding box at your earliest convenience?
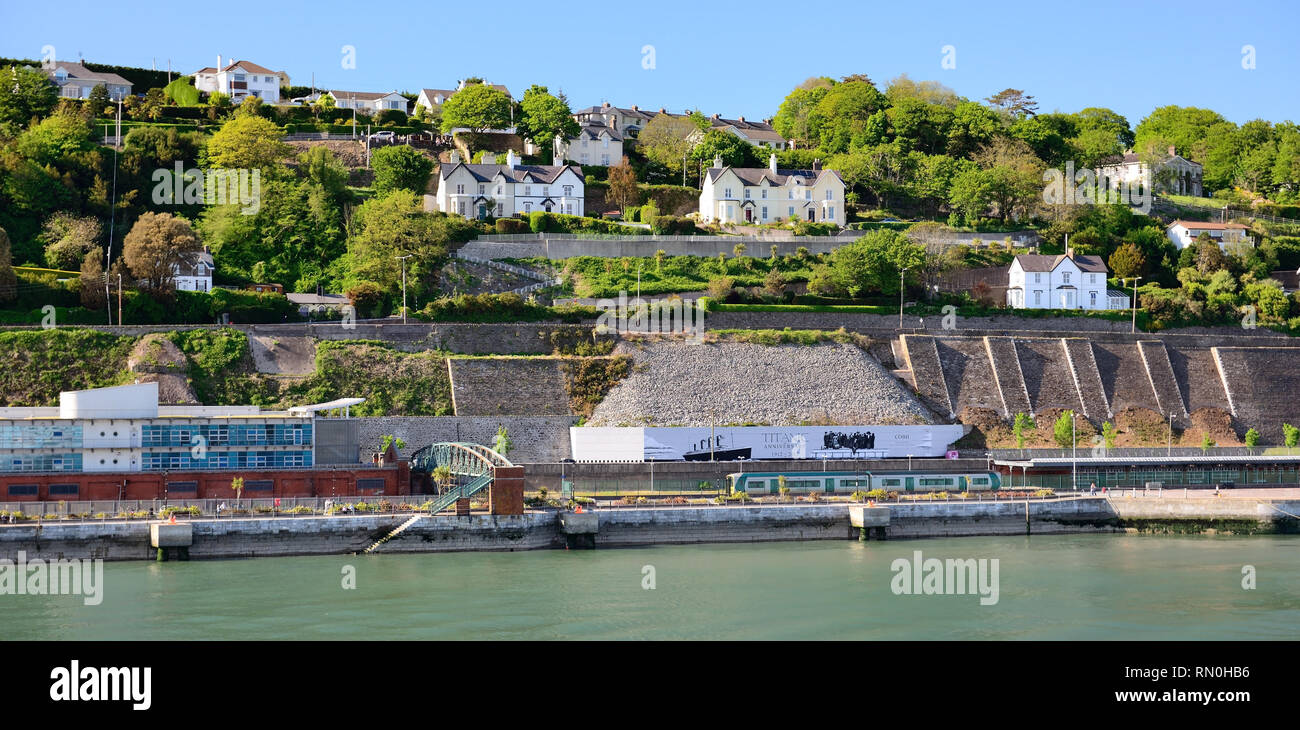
[409,442,514,514]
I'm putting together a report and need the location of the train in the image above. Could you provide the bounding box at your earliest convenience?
[726,470,1003,495]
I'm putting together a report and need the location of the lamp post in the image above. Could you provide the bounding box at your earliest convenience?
[1071,411,1077,493]
[106,98,122,324]
[1124,276,1142,333]
[395,255,412,323]
[898,267,909,329]
[1167,411,1173,456]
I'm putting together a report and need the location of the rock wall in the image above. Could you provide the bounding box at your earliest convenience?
[354,415,577,463]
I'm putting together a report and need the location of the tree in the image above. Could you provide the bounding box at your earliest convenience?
[986,88,1038,119]
[39,212,101,270]
[607,157,639,214]
[772,79,833,147]
[345,190,475,300]
[1200,433,1215,453]
[79,249,106,309]
[1102,421,1118,450]
[206,114,289,170]
[706,276,734,299]
[1108,242,1146,279]
[297,145,350,203]
[439,84,512,133]
[823,228,924,298]
[808,79,888,153]
[122,212,201,293]
[1244,427,1260,453]
[371,145,433,196]
[84,85,112,118]
[163,77,199,106]
[0,65,58,131]
[493,425,512,456]
[1053,410,1076,449]
[0,225,16,303]
[654,249,666,273]
[691,128,762,169]
[231,477,245,507]
[1284,423,1300,451]
[517,85,579,148]
[1013,412,1035,449]
[733,243,747,259]
[763,267,788,297]
[637,114,698,173]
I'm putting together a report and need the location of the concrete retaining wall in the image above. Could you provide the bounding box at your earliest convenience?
[355,416,577,463]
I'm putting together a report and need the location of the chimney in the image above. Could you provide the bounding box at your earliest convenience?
[738,116,745,122]
[658,107,666,113]
[449,150,460,163]
[769,153,778,174]
[217,54,222,71]
[1168,145,1177,157]
[713,155,723,169]
[602,101,610,109]
[812,158,821,172]
[630,105,638,111]
[506,149,520,167]
[711,113,719,119]
[553,153,562,167]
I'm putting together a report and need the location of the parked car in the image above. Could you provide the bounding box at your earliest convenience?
[369,130,396,141]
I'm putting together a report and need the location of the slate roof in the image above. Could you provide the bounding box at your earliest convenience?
[439,163,580,184]
[1013,253,1108,273]
[705,166,842,187]
[46,61,130,86]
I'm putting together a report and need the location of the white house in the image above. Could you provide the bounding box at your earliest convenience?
[1006,251,1114,310]
[1097,146,1203,197]
[321,90,408,114]
[415,81,512,114]
[554,120,623,167]
[572,103,657,136]
[699,154,845,226]
[705,115,789,150]
[1166,220,1253,250]
[173,249,214,293]
[193,57,289,104]
[436,150,584,219]
[42,61,132,100]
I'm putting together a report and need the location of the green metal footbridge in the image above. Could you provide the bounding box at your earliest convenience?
[409,442,515,514]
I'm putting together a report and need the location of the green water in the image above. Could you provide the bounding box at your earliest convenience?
[4,534,1299,640]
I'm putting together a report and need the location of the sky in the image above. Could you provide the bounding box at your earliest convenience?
[2,0,1297,129]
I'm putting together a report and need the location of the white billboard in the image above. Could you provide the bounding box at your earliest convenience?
[570,425,966,462]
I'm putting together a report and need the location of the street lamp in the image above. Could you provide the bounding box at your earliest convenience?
[394,255,412,323]
[1071,411,1077,493]
[898,267,909,329]
[1123,276,1142,333]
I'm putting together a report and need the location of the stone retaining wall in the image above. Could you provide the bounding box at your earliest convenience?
[354,416,577,463]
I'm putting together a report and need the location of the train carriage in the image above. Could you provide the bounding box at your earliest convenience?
[727,470,1001,495]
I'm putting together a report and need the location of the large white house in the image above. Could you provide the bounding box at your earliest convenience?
[554,120,623,167]
[1166,220,1253,250]
[173,249,214,293]
[1097,146,1203,197]
[319,90,408,114]
[1006,252,1124,310]
[436,151,584,219]
[193,57,289,104]
[699,154,845,226]
[43,61,132,100]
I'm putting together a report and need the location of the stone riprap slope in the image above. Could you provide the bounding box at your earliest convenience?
[588,341,935,426]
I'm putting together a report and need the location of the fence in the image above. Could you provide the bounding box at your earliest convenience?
[1154,196,1300,226]
[987,447,1300,459]
[470,232,863,243]
[0,496,436,521]
[451,251,558,296]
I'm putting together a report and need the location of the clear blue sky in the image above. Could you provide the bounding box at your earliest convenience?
[2,0,1296,128]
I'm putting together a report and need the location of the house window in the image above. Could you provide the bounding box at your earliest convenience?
[1034,273,1042,283]
[1062,272,1071,284]
[788,206,794,217]
[724,188,732,198]
[496,204,503,216]
[543,187,549,196]
[761,189,767,199]
[602,137,609,148]
[601,154,609,165]
[479,184,485,194]
[563,185,573,196]
[1090,291,1097,306]
[582,139,588,147]
[1034,291,1042,306]
[826,190,833,200]
[497,185,503,195]
[828,206,834,220]
[805,190,810,200]
[744,189,751,199]
[456,184,465,194]
[458,202,466,215]
[566,203,573,214]
[525,202,532,213]
[761,207,768,219]
[524,186,531,195]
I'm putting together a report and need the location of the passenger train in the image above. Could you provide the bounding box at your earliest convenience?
[727,470,1003,495]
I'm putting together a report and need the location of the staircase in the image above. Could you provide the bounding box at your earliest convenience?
[362,515,424,554]
[983,336,1032,418]
[1062,339,1111,420]
[1137,340,1187,421]
[899,335,954,418]
[429,472,494,514]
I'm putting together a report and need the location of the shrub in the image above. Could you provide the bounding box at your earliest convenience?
[495,217,530,234]
[529,211,558,233]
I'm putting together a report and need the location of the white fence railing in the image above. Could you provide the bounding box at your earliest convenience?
[451,251,559,295]
[470,232,861,243]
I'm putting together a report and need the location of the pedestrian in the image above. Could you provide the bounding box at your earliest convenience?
[1089,482,1096,495]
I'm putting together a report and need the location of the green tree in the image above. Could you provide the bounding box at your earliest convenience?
[16,110,93,166]
[79,249,106,309]
[0,64,58,132]
[84,84,112,118]
[822,228,924,298]
[636,114,698,174]
[763,267,788,297]
[231,477,245,507]
[1053,410,1076,449]
[39,212,101,270]
[345,190,474,300]
[1108,242,1146,280]
[517,85,579,149]
[1013,412,1035,449]
[1102,421,1118,449]
[439,84,512,133]
[1284,423,1300,451]
[1244,428,1260,452]
[493,425,512,456]
[371,145,434,196]
[772,77,834,147]
[163,77,200,106]
[691,128,762,169]
[0,225,16,303]
[206,114,289,170]
[1200,433,1215,453]
[985,88,1039,119]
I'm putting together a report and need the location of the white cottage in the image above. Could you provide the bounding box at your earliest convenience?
[699,154,845,226]
[436,151,584,219]
[1006,251,1115,310]
[192,57,289,104]
[1166,220,1253,251]
[554,120,623,167]
[173,249,214,293]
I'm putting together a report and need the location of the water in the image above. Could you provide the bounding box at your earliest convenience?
[4,534,1299,640]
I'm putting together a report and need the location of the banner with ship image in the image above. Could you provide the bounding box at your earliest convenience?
[569,425,967,462]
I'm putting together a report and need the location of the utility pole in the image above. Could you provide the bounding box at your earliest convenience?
[117,274,123,325]
[1071,411,1077,492]
[106,98,122,324]
[1126,276,1142,333]
[395,255,412,323]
